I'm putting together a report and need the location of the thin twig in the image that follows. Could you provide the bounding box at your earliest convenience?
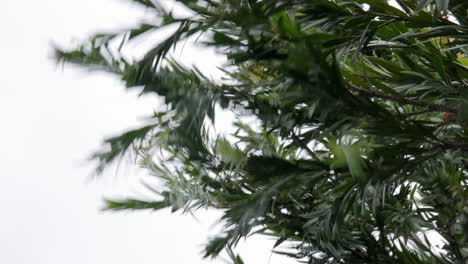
[291,133,320,160]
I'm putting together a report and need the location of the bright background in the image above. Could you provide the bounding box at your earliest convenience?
[0,1,295,263]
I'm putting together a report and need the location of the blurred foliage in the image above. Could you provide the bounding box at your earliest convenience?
[56,0,468,263]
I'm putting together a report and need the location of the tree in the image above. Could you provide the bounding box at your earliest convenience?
[56,0,468,263]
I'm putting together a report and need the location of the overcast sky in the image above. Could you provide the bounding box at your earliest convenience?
[0,1,297,263]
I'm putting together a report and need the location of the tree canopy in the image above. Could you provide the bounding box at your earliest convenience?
[56,0,468,263]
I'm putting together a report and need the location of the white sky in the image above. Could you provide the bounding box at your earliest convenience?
[0,1,296,263]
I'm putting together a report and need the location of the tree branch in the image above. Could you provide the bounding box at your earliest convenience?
[347,85,458,114]
[440,141,468,151]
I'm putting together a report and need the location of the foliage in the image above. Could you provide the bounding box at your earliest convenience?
[56,0,468,263]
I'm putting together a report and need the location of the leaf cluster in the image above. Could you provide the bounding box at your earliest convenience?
[56,0,468,263]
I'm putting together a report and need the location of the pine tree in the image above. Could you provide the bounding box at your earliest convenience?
[56,0,468,262]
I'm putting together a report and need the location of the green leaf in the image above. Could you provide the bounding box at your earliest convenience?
[216,138,245,165]
[343,144,365,179]
[328,139,347,169]
[104,199,168,211]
